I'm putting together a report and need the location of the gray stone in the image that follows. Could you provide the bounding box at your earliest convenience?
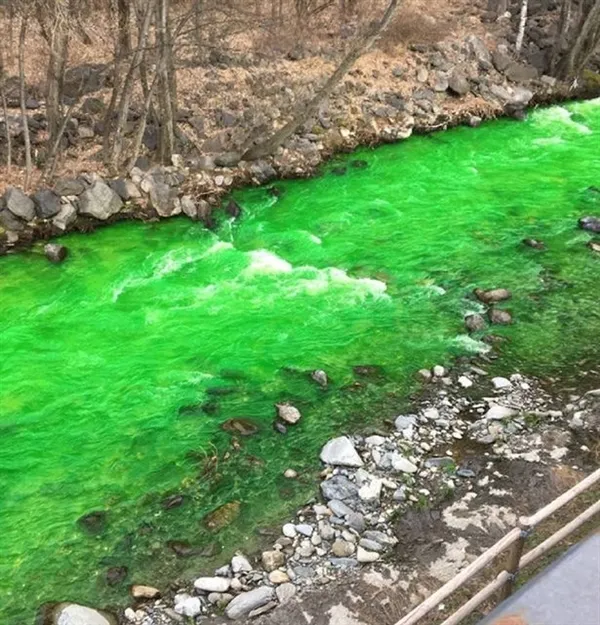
[579,216,600,233]
[109,179,141,202]
[492,49,513,72]
[488,308,513,325]
[492,376,512,389]
[395,415,417,431]
[320,475,358,501]
[466,35,493,69]
[448,71,470,96]
[295,523,313,537]
[311,369,328,387]
[225,587,275,620]
[329,557,359,569]
[331,539,355,557]
[320,436,363,467]
[54,178,86,196]
[52,603,115,625]
[363,530,397,548]
[180,195,198,219]
[346,511,366,533]
[147,180,180,217]
[44,243,68,264]
[485,405,518,420]
[52,203,78,231]
[390,453,418,473]
[465,314,487,332]
[425,457,454,469]
[78,181,123,220]
[328,499,354,518]
[0,209,25,231]
[33,189,61,219]
[359,538,385,552]
[215,152,240,168]
[505,62,538,83]
[276,583,296,605]
[4,187,35,221]
[77,125,95,139]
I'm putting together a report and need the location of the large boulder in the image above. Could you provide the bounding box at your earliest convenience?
[466,35,492,70]
[4,187,35,221]
[0,209,25,231]
[505,62,538,83]
[448,71,470,96]
[33,189,62,219]
[78,181,123,220]
[54,178,86,196]
[146,180,180,217]
[109,179,141,202]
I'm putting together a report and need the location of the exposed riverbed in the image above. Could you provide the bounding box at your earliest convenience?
[0,100,599,624]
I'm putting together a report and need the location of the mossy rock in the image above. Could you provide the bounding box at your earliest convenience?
[203,501,241,531]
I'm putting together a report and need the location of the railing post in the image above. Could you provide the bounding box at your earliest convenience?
[500,520,530,600]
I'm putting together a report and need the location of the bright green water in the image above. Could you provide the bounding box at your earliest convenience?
[1,101,599,623]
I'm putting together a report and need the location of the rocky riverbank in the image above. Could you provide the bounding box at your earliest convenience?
[2,24,599,257]
[42,353,599,625]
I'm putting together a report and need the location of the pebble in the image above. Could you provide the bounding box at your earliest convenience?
[359,538,385,552]
[418,369,433,381]
[391,453,418,473]
[296,523,314,537]
[231,554,252,573]
[492,377,512,390]
[331,539,355,557]
[277,403,302,424]
[485,405,518,420]
[284,469,298,479]
[269,570,290,584]
[458,376,473,388]
[365,435,387,445]
[276,582,296,604]
[130,584,160,599]
[433,365,445,377]
[320,436,364,467]
[282,523,297,538]
[329,557,359,568]
[174,593,201,617]
[194,577,230,592]
[225,586,275,620]
[261,550,284,572]
[208,592,233,607]
[395,415,417,431]
[356,546,380,563]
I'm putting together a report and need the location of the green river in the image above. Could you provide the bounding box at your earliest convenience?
[1,100,599,623]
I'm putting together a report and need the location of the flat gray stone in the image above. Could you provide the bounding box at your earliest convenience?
[4,187,35,221]
[320,475,359,501]
[225,586,275,620]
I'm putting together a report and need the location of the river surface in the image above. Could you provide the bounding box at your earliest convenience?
[1,100,599,623]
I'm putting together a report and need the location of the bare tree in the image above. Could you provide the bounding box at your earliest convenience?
[515,0,528,55]
[243,0,401,161]
[18,15,32,189]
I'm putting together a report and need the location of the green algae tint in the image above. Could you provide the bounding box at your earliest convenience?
[1,100,599,623]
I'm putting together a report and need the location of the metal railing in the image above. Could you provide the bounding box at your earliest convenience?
[394,467,600,625]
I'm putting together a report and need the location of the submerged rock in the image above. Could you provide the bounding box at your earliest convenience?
[221,418,259,436]
[131,584,160,600]
[320,436,363,467]
[353,364,384,378]
[311,369,329,387]
[579,216,600,233]
[351,159,368,169]
[523,238,545,250]
[588,240,600,253]
[488,308,513,325]
[465,313,486,333]
[273,421,288,435]
[105,566,128,586]
[167,540,195,557]
[204,501,241,531]
[44,243,68,264]
[161,493,186,510]
[225,199,242,219]
[77,510,107,534]
[276,403,301,425]
[474,288,512,304]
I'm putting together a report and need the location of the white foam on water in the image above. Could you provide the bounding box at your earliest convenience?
[308,233,322,244]
[298,267,388,301]
[452,334,491,354]
[112,240,233,301]
[533,136,565,146]
[534,106,592,134]
[244,250,293,274]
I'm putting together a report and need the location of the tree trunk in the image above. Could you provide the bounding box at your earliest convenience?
[551,0,572,73]
[243,0,401,161]
[46,1,70,147]
[156,0,176,163]
[0,46,12,171]
[18,16,32,190]
[562,0,600,77]
[515,0,528,54]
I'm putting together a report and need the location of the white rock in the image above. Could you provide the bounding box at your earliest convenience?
[485,405,518,420]
[391,453,418,473]
[358,478,383,502]
[230,578,243,591]
[284,469,298,479]
[231,554,252,573]
[194,576,230,593]
[225,586,275,620]
[365,435,386,446]
[123,608,136,623]
[492,377,512,389]
[433,365,445,377]
[422,407,440,420]
[174,593,201,618]
[458,376,473,388]
[276,403,301,424]
[54,604,112,625]
[320,436,363,467]
[269,570,290,584]
[282,523,297,538]
[395,415,417,431]
[356,546,380,563]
